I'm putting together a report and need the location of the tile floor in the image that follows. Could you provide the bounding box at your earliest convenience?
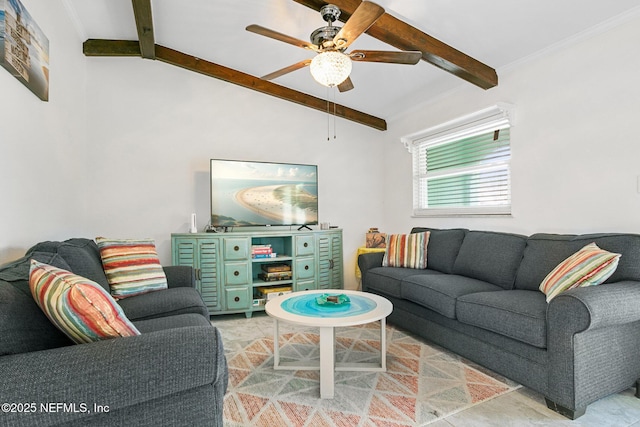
[214,312,640,426]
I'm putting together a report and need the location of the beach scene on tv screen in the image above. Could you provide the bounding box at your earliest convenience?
[211,160,318,227]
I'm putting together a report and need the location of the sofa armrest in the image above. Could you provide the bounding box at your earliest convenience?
[547,281,640,333]
[163,265,195,288]
[0,325,227,427]
[358,252,385,281]
[546,281,640,412]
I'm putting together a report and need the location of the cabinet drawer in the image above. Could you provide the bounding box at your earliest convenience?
[295,235,315,256]
[225,287,250,310]
[295,258,315,280]
[224,238,250,260]
[294,280,316,292]
[224,261,250,285]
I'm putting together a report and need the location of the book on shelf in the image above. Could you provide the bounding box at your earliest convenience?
[261,263,291,273]
[257,286,292,300]
[258,272,292,282]
[251,244,271,251]
[259,270,292,278]
[252,247,272,254]
[251,244,274,258]
[252,253,277,259]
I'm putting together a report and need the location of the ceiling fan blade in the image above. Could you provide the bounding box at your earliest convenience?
[293,0,497,90]
[333,1,384,49]
[337,76,354,92]
[246,24,318,52]
[350,50,422,64]
[260,59,312,80]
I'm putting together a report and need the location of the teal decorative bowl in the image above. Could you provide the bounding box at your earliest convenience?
[315,293,350,306]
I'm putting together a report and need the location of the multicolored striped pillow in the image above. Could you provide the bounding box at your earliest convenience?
[382,232,430,269]
[29,260,140,344]
[539,243,621,302]
[96,237,168,299]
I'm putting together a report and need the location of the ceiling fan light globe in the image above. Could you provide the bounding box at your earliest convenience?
[310,51,352,87]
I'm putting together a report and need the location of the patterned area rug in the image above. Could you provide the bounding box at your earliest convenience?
[223,322,518,426]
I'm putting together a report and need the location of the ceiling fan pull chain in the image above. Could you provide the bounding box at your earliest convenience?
[326,87,331,141]
[324,87,338,141]
[333,87,337,140]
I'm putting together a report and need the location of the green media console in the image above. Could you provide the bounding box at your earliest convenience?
[171,229,343,317]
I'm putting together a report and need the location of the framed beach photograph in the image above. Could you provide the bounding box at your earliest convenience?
[0,0,49,101]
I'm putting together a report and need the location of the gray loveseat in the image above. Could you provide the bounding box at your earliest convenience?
[0,238,228,426]
[359,227,640,419]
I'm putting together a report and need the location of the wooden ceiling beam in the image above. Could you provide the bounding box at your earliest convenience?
[131,0,155,59]
[82,40,387,131]
[83,39,141,56]
[155,46,386,131]
[293,0,498,90]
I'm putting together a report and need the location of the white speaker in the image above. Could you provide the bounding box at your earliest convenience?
[189,213,197,233]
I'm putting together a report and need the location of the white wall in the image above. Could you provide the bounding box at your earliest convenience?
[82,57,386,290]
[0,0,88,263]
[5,3,639,292]
[381,12,640,237]
[0,2,387,290]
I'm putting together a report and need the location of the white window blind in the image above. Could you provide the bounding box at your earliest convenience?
[403,104,514,217]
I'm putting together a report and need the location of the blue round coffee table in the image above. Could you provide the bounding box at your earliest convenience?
[265,290,393,399]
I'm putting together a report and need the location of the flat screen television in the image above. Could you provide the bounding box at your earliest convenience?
[210,159,318,228]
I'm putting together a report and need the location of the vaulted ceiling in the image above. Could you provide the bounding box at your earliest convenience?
[68,0,640,130]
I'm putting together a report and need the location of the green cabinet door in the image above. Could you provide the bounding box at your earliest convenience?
[172,237,221,312]
[318,231,343,290]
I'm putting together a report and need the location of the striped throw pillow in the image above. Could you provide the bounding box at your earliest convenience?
[382,232,430,269]
[96,237,168,299]
[29,260,140,344]
[539,243,620,302]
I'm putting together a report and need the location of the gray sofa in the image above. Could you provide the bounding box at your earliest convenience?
[359,227,640,419]
[0,238,228,426]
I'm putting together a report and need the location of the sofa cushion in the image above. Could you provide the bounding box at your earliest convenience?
[410,228,467,274]
[400,274,502,319]
[26,238,110,291]
[133,313,212,333]
[117,287,209,321]
[515,233,640,290]
[96,237,168,299]
[29,261,140,344]
[364,267,441,298]
[0,252,76,355]
[539,243,620,302]
[452,231,527,289]
[0,251,71,292]
[456,290,548,348]
[0,279,72,355]
[382,232,429,269]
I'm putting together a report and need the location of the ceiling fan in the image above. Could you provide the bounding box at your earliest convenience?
[246,1,422,92]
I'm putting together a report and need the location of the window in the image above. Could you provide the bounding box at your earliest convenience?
[403,104,514,216]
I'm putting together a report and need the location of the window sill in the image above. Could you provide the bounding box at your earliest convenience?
[412,213,513,218]
[412,207,512,217]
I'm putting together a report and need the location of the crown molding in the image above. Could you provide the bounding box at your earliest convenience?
[388,5,640,123]
[500,5,640,74]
